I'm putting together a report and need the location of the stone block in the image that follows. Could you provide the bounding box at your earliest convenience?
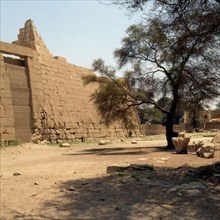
[172,136,190,154]
[65,122,72,129]
[66,133,75,141]
[34,121,42,129]
[99,139,110,145]
[47,118,55,129]
[59,142,71,147]
[2,127,15,134]
[1,133,15,142]
[13,106,31,129]
[35,82,43,90]
[2,88,12,98]
[11,88,30,106]
[131,140,138,144]
[196,143,215,158]
[5,109,14,118]
[4,117,14,127]
[1,97,13,107]
[49,134,57,142]
[31,133,42,143]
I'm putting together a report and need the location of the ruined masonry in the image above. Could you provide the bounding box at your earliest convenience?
[0,20,141,144]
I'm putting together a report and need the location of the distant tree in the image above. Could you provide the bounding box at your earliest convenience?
[86,0,220,149]
[138,106,163,124]
[216,101,220,110]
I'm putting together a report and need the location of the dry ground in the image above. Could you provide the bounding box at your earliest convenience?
[0,133,220,220]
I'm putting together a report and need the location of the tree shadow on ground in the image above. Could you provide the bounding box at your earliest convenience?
[12,163,219,220]
[63,145,172,156]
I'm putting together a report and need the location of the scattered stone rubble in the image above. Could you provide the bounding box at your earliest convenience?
[194,141,215,158]
[171,132,219,158]
[192,132,220,159]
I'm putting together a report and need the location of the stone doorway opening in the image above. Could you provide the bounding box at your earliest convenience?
[3,54,33,142]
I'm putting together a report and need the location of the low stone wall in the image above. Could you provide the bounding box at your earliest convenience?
[141,122,220,136]
[204,122,220,130]
[141,124,186,136]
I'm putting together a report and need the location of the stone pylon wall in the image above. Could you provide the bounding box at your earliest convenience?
[0,20,141,144]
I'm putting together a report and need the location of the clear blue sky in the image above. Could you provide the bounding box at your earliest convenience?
[1,0,140,69]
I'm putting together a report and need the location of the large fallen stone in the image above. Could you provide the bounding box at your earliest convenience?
[30,133,42,144]
[172,133,190,154]
[196,143,215,158]
[193,141,204,151]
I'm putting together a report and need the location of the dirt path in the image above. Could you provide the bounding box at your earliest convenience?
[1,135,220,219]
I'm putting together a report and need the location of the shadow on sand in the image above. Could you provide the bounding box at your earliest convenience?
[63,144,172,156]
[12,163,220,220]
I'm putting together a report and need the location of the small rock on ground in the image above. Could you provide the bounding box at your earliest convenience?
[59,143,71,147]
[13,172,22,176]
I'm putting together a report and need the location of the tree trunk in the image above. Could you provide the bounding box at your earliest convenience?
[165,113,177,149]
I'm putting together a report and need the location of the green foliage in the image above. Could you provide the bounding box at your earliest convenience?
[215,101,220,110]
[82,74,98,85]
[113,1,220,141]
[116,172,128,177]
[0,139,22,149]
[83,61,137,129]
[130,173,141,181]
[86,1,220,147]
[138,107,163,124]
[114,0,220,106]
[12,139,22,146]
[190,118,202,130]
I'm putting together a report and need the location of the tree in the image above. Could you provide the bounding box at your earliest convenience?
[83,60,139,132]
[216,101,220,109]
[86,0,220,149]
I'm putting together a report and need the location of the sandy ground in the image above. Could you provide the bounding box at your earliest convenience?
[0,134,220,220]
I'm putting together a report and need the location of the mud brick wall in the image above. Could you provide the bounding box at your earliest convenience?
[0,20,141,143]
[141,124,186,136]
[205,122,220,130]
[210,110,220,120]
